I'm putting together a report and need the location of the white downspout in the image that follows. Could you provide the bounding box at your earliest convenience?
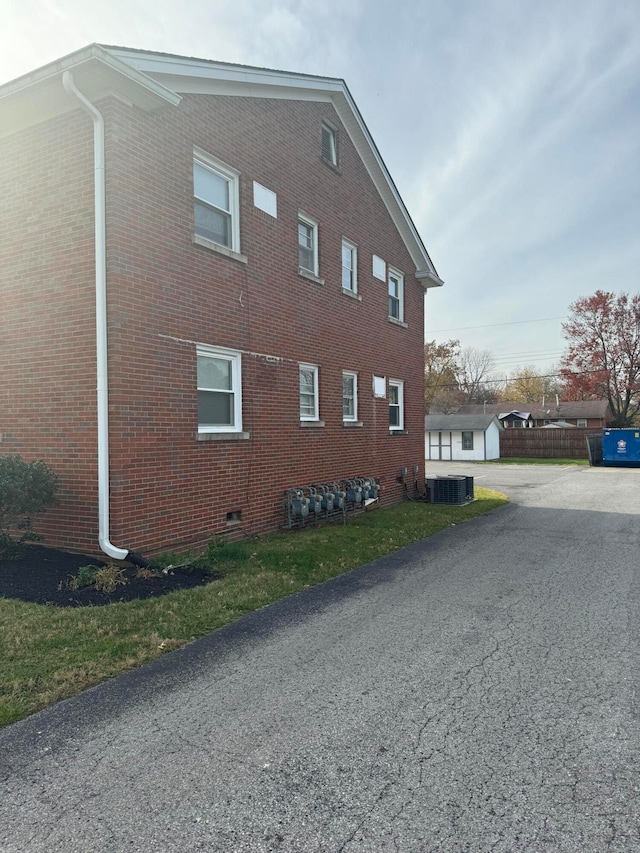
[62,71,130,562]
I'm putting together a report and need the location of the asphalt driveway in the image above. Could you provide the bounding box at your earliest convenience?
[2,463,640,851]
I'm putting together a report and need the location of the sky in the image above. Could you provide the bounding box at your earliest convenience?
[2,0,640,380]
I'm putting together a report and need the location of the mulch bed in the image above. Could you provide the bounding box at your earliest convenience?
[0,544,217,607]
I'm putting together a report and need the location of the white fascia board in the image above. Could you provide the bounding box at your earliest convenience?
[104,47,345,95]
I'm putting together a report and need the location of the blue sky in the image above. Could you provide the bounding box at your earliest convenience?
[3,0,639,378]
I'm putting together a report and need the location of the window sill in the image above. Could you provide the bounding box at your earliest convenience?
[388,316,408,328]
[298,268,324,285]
[197,431,251,441]
[389,428,408,435]
[320,156,342,175]
[193,234,248,264]
[341,287,362,301]
[343,420,363,427]
[300,420,325,428]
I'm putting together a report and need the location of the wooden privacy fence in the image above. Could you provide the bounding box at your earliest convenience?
[499,428,597,459]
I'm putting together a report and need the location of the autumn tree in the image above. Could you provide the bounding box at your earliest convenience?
[502,365,561,404]
[424,339,463,412]
[561,290,640,427]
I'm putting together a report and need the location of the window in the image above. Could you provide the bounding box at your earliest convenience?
[462,431,474,450]
[299,363,319,421]
[193,152,240,251]
[298,215,319,275]
[321,123,337,165]
[341,240,357,293]
[197,346,242,433]
[388,268,404,322]
[388,379,404,430]
[577,418,587,428]
[342,371,358,421]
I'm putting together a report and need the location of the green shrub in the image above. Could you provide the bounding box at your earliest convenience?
[0,455,59,558]
[67,564,100,590]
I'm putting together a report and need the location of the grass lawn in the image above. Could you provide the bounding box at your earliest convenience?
[0,488,507,728]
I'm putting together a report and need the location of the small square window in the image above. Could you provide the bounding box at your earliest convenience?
[389,379,404,430]
[197,346,242,433]
[462,431,474,450]
[342,371,358,421]
[341,240,357,293]
[388,268,404,322]
[577,419,587,428]
[298,215,319,275]
[321,123,337,165]
[299,363,319,421]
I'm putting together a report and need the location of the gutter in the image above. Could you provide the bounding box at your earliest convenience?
[62,71,150,568]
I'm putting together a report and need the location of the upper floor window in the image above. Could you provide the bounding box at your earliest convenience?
[389,379,404,430]
[321,123,337,165]
[299,363,319,421]
[197,346,242,433]
[342,371,358,422]
[193,151,240,252]
[341,240,358,293]
[388,268,404,322]
[298,215,319,275]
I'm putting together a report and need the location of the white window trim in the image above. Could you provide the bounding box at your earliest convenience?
[389,379,404,431]
[341,239,358,294]
[342,370,358,422]
[299,362,319,422]
[461,431,474,450]
[193,148,241,253]
[298,213,319,276]
[197,345,243,434]
[577,419,587,428]
[388,267,404,323]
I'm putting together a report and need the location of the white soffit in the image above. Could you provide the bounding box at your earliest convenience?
[0,45,180,139]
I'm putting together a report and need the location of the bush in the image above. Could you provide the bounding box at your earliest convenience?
[0,455,59,558]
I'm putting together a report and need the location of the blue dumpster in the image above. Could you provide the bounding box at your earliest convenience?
[602,429,640,467]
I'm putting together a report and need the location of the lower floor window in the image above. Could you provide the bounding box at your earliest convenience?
[388,379,404,430]
[197,346,242,432]
[461,431,474,450]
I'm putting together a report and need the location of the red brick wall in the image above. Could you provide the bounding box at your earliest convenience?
[2,92,430,556]
[0,112,100,550]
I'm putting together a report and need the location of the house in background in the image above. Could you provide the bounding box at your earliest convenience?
[425,414,501,461]
[0,45,443,559]
[458,400,612,429]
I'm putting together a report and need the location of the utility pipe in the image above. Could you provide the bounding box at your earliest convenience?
[62,71,150,568]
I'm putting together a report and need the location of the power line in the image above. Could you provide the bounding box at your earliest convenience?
[425,316,566,333]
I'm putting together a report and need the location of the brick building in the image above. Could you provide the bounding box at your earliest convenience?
[0,45,443,560]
